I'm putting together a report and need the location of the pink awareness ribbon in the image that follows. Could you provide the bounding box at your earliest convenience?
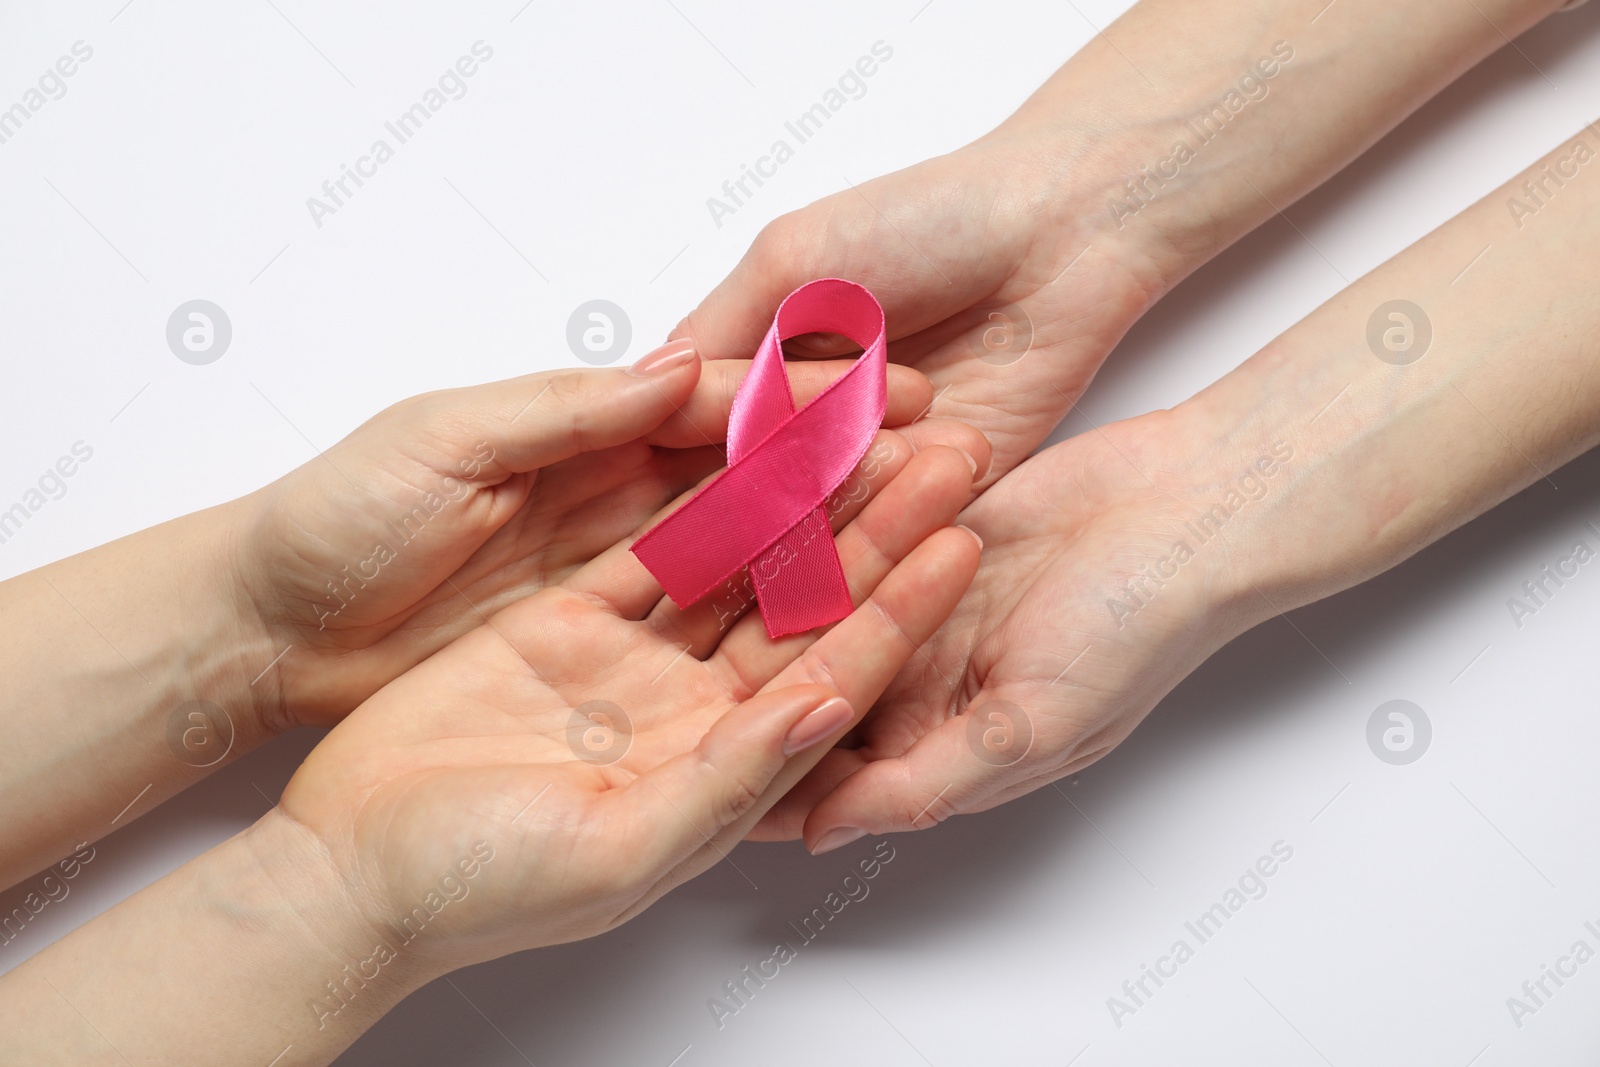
[631,278,887,638]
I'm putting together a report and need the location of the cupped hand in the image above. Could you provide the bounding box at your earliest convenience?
[675,135,1158,483]
[231,350,942,728]
[753,407,1292,850]
[276,440,982,967]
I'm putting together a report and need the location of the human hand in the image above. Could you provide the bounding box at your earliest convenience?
[674,136,1159,484]
[675,0,1559,488]
[231,347,939,729]
[754,404,1289,848]
[275,439,982,970]
[759,106,1600,845]
[691,0,1600,851]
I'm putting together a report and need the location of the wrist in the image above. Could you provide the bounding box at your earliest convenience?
[980,29,1289,302]
[1155,107,1600,629]
[231,808,446,1042]
[1078,405,1301,640]
[0,494,288,886]
[1158,404,1311,634]
[0,808,442,1066]
[1159,325,1422,627]
[968,115,1168,315]
[209,490,297,741]
[991,0,1566,306]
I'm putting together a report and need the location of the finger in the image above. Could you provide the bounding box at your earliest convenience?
[668,215,824,363]
[616,528,980,904]
[799,698,1028,853]
[784,332,865,359]
[707,446,977,689]
[561,427,857,621]
[648,360,932,448]
[641,430,916,655]
[753,526,981,748]
[765,300,978,364]
[746,745,867,841]
[360,353,703,481]
[901,416,992,480]
[492,442,728,577]
[748,611,984,841]
[563,425,957,624]
[612,685,849,876]
[687,526,980,861]
[671,196,995,364]
[902,420,994,489]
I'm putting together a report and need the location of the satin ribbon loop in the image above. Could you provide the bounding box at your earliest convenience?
[630,278,888,638]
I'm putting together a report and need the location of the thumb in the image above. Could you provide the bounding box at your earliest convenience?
[620,685,856,873]
[356,342,703,480]
[673,183,994,363]
[672,216,852,361]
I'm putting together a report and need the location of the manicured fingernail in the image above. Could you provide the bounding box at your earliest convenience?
[958,525,983,552]
[627,338,697,377]
[811,826,866,855]
[782,696,853,756]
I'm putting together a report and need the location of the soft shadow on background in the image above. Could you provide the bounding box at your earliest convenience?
[4,7,1595,1065]
[329,10,1600,1062]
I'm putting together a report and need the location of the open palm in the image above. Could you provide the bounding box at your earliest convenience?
[236,359,936,726]
[754,409,1282,846]
[278,443,980,966]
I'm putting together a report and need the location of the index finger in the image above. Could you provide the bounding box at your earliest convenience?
[644,358,933,448]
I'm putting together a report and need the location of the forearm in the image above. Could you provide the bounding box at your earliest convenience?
[0,499,280,887]
[1178,120,1600,617]
[0,809,429,1066]
[998,0,1568,294]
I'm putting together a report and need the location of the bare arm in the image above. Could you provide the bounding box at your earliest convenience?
[782,117,1600,842]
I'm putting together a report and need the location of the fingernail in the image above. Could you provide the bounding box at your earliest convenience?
[958,525,984,552]
[782,696,853,756]
[811,826,866,855]
[954,447,979,478]
[627,338,697,377]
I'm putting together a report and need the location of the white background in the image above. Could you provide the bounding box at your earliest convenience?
[2,1,1599,1064]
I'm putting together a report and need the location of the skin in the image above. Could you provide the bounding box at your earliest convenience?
[0,348,983,889]
[679,0,1571,481]
[671,0,1580,844]
[761,123,1600,847]
[0,442,984,1065]
[0,0,1592,1057]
